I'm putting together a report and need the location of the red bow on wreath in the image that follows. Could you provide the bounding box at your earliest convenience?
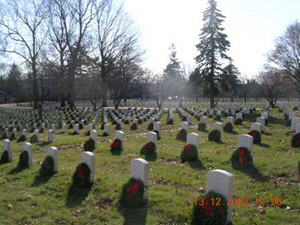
[126,182,140,201]
[87,139,92,148]
[185,145,191,155]
[202,194,213,216]
[77,164,83,179]
[238,148,246,166]
[226,123,230,129]
[296,135,300,145]
[111,140,120,148]
[251,131,255,138]
[144,143,152,153]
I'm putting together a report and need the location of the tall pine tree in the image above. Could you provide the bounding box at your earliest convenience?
[195,0,231,108]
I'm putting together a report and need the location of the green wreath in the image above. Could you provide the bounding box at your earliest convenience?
[215,115,221,121]
[30,134,38,143]
[264,118,269,126]
[291,132,300,147]
[68,123,73,129]
[131,123,138,130]
[119,178,145,208]
[84,138,95,151]
[40,156,55,176]
[1,133,7,140]
[147,122,153,130]
[72,162,91,188]
[9,133,16,141]
[115,123,121,130]
[192,191,228,225]
[231,147,253,170]
[166,118,174,125]
[79,124,83,129]
[0,151,9,164]
[176,129,187,142]
[198,123,206,131]
[208,130,221,142]
[180,144,198,162]
[140,142,156,156]
[223,122,233,133]
[234,118,242,125]
[18,151,29,168]
[248,130,261,144]
[39,127,44,133]
[111,139,122,152]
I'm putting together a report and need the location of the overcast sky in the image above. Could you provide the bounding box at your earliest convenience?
[123,0,300,79]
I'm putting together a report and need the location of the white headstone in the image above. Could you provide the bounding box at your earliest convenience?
[115,131,124,150]
[187,133,199,149]
[90,130,97,148]
[180,122,189,131]
[187,115,192,125]
[147,132,157,146]
[104,123,110,135]
[130,158,149,200]
[24,142,33,166]
[51,124,56,132]
[22,129,27,138]
[226,116,234,125]
[206,170,234,223]
[153,122,161,136]
[47,129,53,143]
[74,124,80,134]
[250,122,261,134]
[48,147,58,173]
[291,117,300,132]
[62,123,66,132]
[212,122,223,133]
[256,117,265,131]
[81,152,95,183]
[236,113,243,120]
[296,123,300,134]
[200,116,207,123]
[88,123,93,131]
[3,139,12,162]
[34,129,40,142]
[237,134,253,153]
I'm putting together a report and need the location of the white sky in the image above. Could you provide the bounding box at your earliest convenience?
[123,0,300,79]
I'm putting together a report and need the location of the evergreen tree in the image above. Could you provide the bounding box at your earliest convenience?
[221,60,240,101]
[163,44,185,100]
[6,63,23,103]
[195,0,231,108]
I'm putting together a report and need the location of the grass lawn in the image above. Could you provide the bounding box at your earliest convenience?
[0,108,299,224]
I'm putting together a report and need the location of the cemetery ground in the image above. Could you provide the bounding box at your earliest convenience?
[0,108,299,224]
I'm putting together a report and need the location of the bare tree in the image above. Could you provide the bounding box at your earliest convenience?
[268,21,300,95]
[0,0,49,115]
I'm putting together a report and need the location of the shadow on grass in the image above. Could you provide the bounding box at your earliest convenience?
[8,166,27,175]
[262,132,272,136]
[189,158,206,170]
[56,131,65,135]
[225,131,238,135]
[119,203,148,225]
[111,150,122,156]
[242,165,267,182]
[258,143,271,148]
[65,183,92,207]
[31,174,54,187]
[37,141,50,147]
[198,130,208,133]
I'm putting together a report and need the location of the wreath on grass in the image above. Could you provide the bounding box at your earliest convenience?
[79,124,84,129]
[124,120,130,125]
[111,139,122,152]
[115,123,121,130]
[234,118,242,125]
[248,130,261,144]
[72,163,91,188]
[147,122,153,130]
[119,178,145,208]
[85,130,90,136]
[291,132,300,147]
[9,133,16,141]
[102,131,109,137]
[84,138,95,151]
[181,116,187,121]
[215,115,221,121]
[0,151,9,164]
[131,123,138,130]
[176,129,187,142]
[17,135,26,142]
[166,118,174,125]
[264,118,269,126]
[180,144,198,162]
[18,151,29,168]
[192,191,228,225]
[30,134,38,143]
[69,130,79,135]
[138,119,143,124]
[40,156,55,176]
[223,122,233,133]
[140,142,156,156]
[231,147,253,170]
[30,127,35,133]
[208,130,221,142]
[1,133,7,140]
[101,123,105,130]
[68,123,73,129]
[39,127,44,133]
